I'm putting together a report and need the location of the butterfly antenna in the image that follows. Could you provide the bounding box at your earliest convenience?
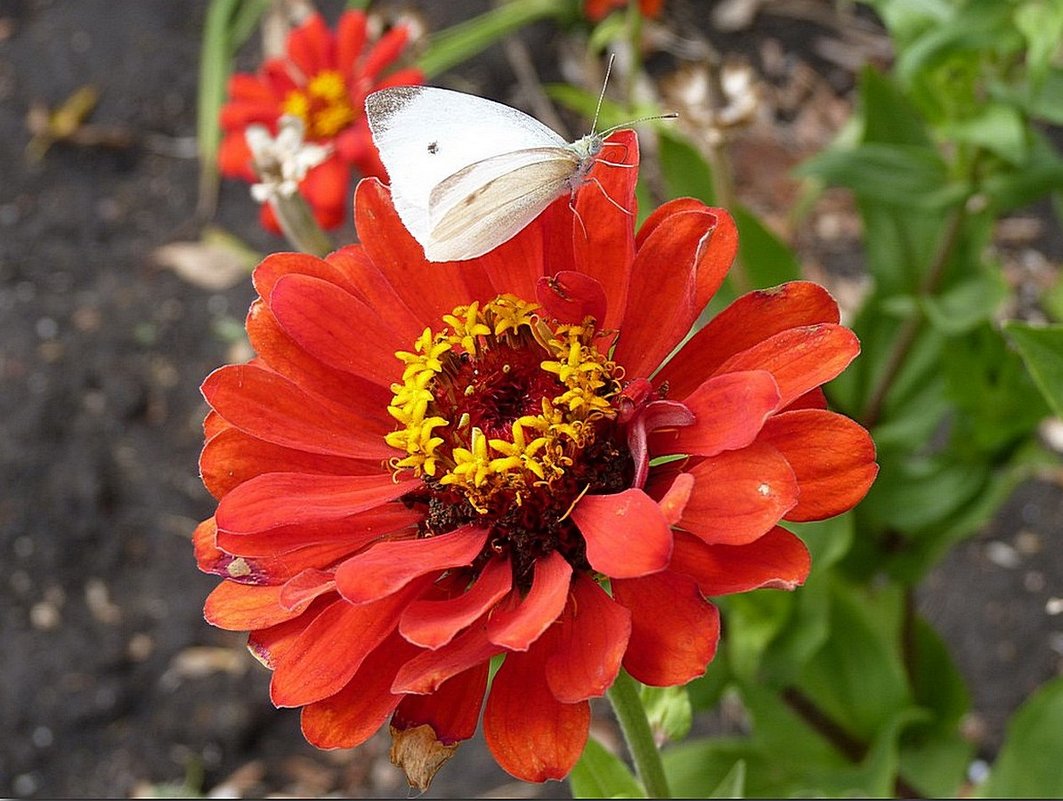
[590,53,616,134]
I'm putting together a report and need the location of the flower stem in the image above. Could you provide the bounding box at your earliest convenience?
[269,192,333,257]
[606,669,671,798]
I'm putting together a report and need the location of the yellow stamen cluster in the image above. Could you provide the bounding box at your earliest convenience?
[282,69,356,139]
[386,295,622,511]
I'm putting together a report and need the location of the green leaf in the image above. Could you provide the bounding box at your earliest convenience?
[639,684,693,743]
[570,737,645,799]
[920,272,1008,335]
[418,0,570,79]
[797,578,910,740]
[708,760,746,798]
[718,590,791,683]
[859,66,933,147]
[197,0,242,211]
[938,103,1029,165]
[899,729,974,798]
[895,0,1020,85]
[658,129,715,204]
[732,206,801,287]
[1015,0,1063,85]
[797,143,965,207]
[1004,322,1063,416]
[981,676,1063,797]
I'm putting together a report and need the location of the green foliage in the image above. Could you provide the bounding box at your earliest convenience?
[1004,322,1063,416]
[980,676,1063,797]
[571,738,645,799]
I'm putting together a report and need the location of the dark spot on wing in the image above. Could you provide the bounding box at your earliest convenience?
[427,141,438,154]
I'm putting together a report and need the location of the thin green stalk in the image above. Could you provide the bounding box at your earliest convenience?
[625,0,643,112]
[606,670,671,798]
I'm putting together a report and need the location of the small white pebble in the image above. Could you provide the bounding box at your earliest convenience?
[986,541,1021,569]
[1046,597,1063,616]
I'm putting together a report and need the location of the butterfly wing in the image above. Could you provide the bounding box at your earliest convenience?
[424,149,579,262]
[365,87,568,253]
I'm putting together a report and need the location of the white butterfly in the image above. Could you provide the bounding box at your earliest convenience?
[365,85,616,263]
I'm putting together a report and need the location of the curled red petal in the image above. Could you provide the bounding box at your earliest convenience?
[570,489,673,579]
[536,271,608,326]
[270,579,427,708]
[393,619,503,695]
[204,580,304,631]
[679,443,799,545]
[658,281,841,399]
[301,632,421,749]
[483,647,590,782]
[612,570,720,686]
[202,363,392,459]
[671,528,811,595]
[487,551,572,651]
[573,129,638,331]
[653,370,781,457]
[758,409,878,521]
[392,661,490,745]
[334,524,489,605]
[400,555,512,649]
[544,574,631,703]
[215,472,418,535]
[713,324,860,408]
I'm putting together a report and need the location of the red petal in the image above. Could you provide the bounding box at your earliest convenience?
[392,661,490,744]
[536,271,607,326]
[216,503,420,558]
[679,443,799,545]
[612,571,720,685]
[361,24,409,81]
[201,363,392,459]
[245,301,392,414]
[215,472,418,534]
[299,157,349,230]
[484,647,590,782]
[487,551,572,650]
[246,596,334,669]
[270,579,427,707]
[544,575,631,703]
[253,251,359,302]
[758,409,878,521]
[616,208,732,376]
[657,472,695,525]
[336,10,368,81]
[652,371,780,457]
[657,281,841,399]
[353,180,495,321]
[635,203,736,314]
[279,568,337,610]
[286,14,332,77]
[571,489,672,579]
[193,517,224,574]
[671,528,811,595]
[400,555,512,649]
[714,324,860,408]
[335,525,489,604]
[572,130,639,331]
[200,425,378,500]
[270,273,406,388]
[392,619,503,695]
[301,632,421,749]
[204,581,304,631]
[217,130,256,179]
[326,246,424,343]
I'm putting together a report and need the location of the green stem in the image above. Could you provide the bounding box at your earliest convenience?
[606,670,671,798]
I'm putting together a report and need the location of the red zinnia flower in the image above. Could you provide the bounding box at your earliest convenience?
[218,10,422,233]
[194,130,876,787]
[584,0,663,22]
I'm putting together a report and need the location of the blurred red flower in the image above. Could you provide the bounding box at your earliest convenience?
[217,10,422,233]
[584,0,663,21]
[194,130,876,787]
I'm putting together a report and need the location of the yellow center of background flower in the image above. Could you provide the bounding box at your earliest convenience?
[282,70,355,139]
[386,294,623,513]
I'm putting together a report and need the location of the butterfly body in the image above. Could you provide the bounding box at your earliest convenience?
[366,86,606,262]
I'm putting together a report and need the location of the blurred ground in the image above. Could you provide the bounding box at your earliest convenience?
[1,0,1061,797]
